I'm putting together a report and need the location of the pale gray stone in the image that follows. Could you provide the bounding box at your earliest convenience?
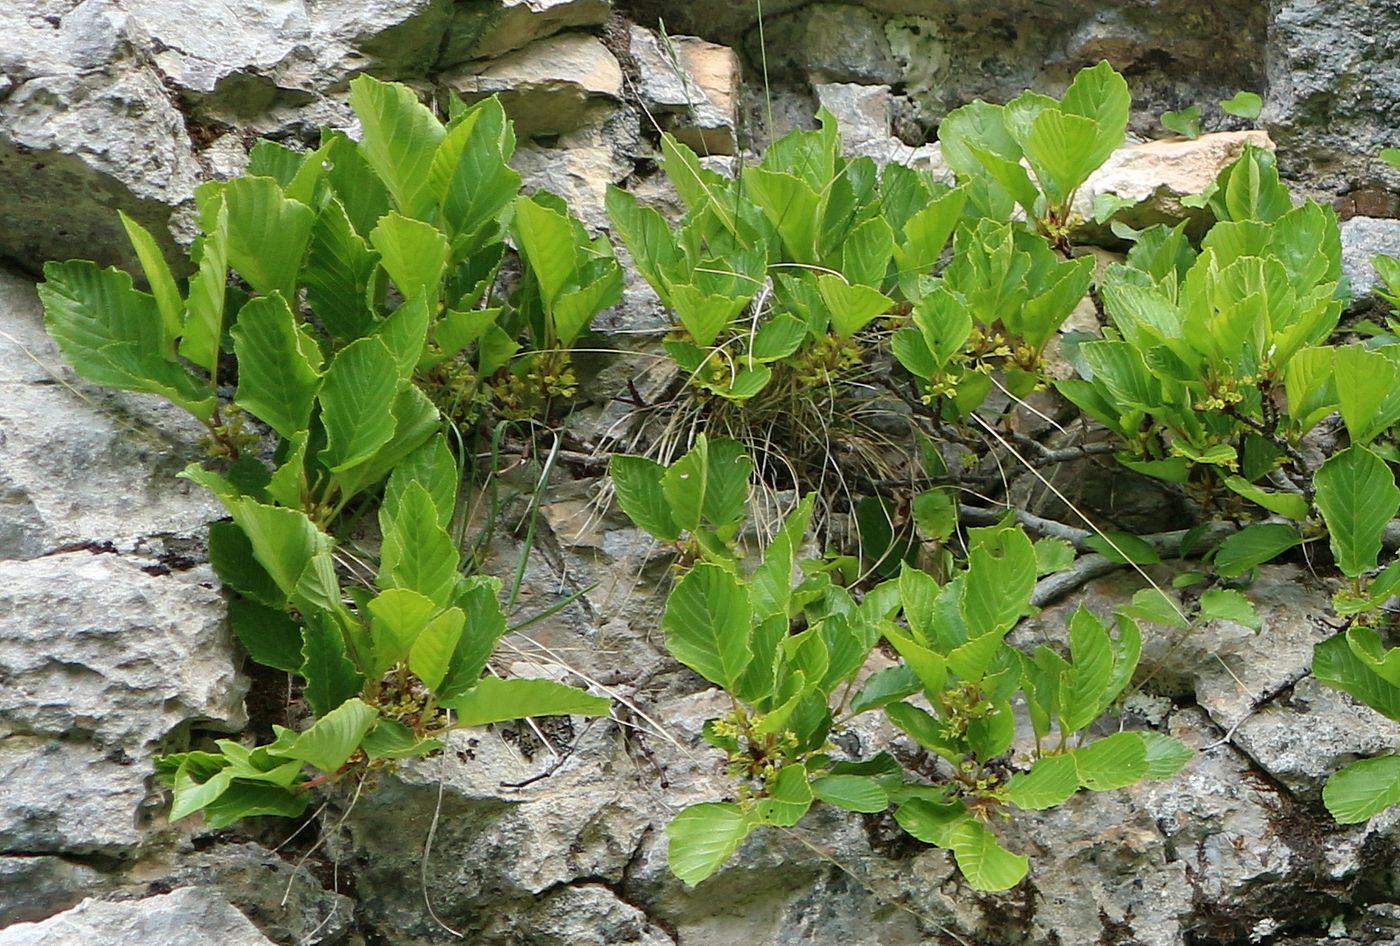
[444,0,612,65]
[0,734,153,855]
[0,553,244,747]
[446,32,623,139]
[1340,216,1400,306]
[1265,0,1400,196]
[0,855,106,925]
[0,887,276,946]
[0,268,225,560]
[629,25,740,155]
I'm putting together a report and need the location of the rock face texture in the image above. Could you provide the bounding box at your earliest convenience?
[2,0,1400,944]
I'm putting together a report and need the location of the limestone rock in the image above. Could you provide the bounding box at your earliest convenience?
[1074,130,1273,239]
[337,720,653,941]
[0,553,243,747]
[813,82,948,174]
[0,887,276,946]
[0,735,156,855]
[1265,0,1400,197]
[444,0,613,65]
[154,842,355,946]
[500,884,674,945]
[745,4,900,86]
[513,107,636,230]
[0,20,200,272]
[0,552,242,856]
[0,856,107,925]
[629,25,740,155]
[447,32,623,139]
[1340,216,1400,307]
[1233,677,1400,800]
[138,0,311,96]
[0,268,225,560]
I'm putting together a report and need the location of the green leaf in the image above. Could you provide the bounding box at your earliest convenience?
[201,780,311,829]
[668,284,747,348]
[168,763,235,822]
[662,563,752,689]
[1034,537,1076,575]
[1222,476,1309,521]
[551,263,622,347]
[1348,627,1400,688]
[886,701,959,759]
[1059,60,1131,176]
[39,261,215,421]
[1141,732,1194,779]
[373,296,432,382]
[513,195,577,308]
[1315,446,1400,578]
[1333,346,1400,446]
[217,176,315,301]
[1059,606,1114,732]
[370,212,450,303]
[1118,588,1189,630]
[366,588,438,676]
[383,435,458,530]
[660,435,751,535]
[892,186,967,282]
[182,201,230,375]
[318,337,401,474]
[893,797,967,848]
[849,665,922,715]
[301,616,366,716]
[432,96,521,252]
[1161,105,1202,139]
[1072,731,1149,791]
[207,520,285,608]
[1322,755,1400,823]
[816,276,892,338]
[1198,588,1260,630]
[224,499,330,597]
[604,186,678,292]
[361,718,443,760]
[230,293,322,439]
[752,764,814,827]
[750,314,809,362]
[228,598,303,673]
[750,494,816,623]
[408,606,467,694]
[1004,753,1078,810]
[268,698,377,773]
[811,775,889,813]
[1314,632,1400,720]
[1212,523,1302,578]
[1383,148,1400,173]
[1219,91,1263,120]
[882,628,948,696]
[118,211,183,347]
[379,482,461,607]
[329,385,442,502]
[743,167,821,262]
[441,676,610,725]
[960,525,1037,638]
[1084,532,1160,565]
[1025,108,1102,205]
[348,75,446,221]
[666,803,753,886]
[949,820,1029,892]
[610,455,680,541]
[303,198,381,341]
[436,578,508,700]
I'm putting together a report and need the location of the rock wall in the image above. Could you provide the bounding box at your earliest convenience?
[2,2,1400,945]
